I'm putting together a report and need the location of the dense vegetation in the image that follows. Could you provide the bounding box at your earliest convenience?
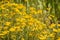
[0,0,60,40]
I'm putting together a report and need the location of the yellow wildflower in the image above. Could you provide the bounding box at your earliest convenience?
[37,10,42,14]
[17,4,24,9]
[1,7,5,9]
[50,15,54,17]
[13,8,20,13]
[49,33,55,37]
[53,28,58,32]
[30,10,37,14]
[2,31,9,35]
[20,18,26,22]
[48,16,52,20]
[14,26,23,31]
[16,18,20,21]
[9,27,16,32]
[57,28,60,32]
[11,3,18,6]
[21,37,24,40]
[28,22,33,25]
[57,24,60,26]
[21,22,26,27]
[0,26,2,29]
[21,12,26,15]
[38,25,43,30]
[6,3,12,6]
[38,35,46,40]
[23,14,32,19]
[42,30,48,34]
[0,34,5,36]
[5,22,11,26]
[32,28,35,31]
[35,27,39,31]
[49,23,56,28]
[30,7,35,11]
[0,33,5,38]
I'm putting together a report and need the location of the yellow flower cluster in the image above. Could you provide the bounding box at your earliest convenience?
[0,0,60,40]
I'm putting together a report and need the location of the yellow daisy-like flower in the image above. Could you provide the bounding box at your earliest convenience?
[48,16,52,20]
[53,28,58,32]
[17,4,24,9]
[9,27,16,32]
[49,23,56,28]
[2,31,9,35]
[30,7,35,11]
[49,33,55,37]
[37,10,42,14]
[38,35,46,40]
[16,18,20,21]
[5,22,11,26]
[0,34,5,36]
